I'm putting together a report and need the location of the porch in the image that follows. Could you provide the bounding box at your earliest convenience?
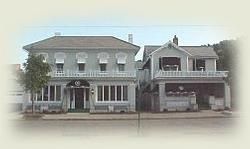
[155,70,228,78]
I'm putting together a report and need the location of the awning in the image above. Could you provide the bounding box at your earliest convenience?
[117,58,126,64]
[66,80,90,88]
[77,58,86,63]
[55,58,64,63]
[99,58,108,64]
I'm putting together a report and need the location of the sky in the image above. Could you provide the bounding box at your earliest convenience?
[11,19,239,64]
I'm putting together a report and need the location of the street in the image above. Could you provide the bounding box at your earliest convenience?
[11,117,237,137]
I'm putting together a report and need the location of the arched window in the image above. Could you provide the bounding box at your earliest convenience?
[97,52,109,64]
[115,52,127,64]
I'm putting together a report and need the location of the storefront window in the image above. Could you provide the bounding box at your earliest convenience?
[111,86,115,101]
[123,86,128,101]
[117,86,121,101]
[104,86,109,101]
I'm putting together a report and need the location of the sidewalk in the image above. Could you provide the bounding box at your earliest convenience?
[41,110,236,121]
[9,110,238,121]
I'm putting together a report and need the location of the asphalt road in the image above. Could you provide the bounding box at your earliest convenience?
[11,117,238,137]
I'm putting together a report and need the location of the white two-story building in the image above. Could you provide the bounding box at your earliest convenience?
[23,35,140,113]
[141,35,230,112]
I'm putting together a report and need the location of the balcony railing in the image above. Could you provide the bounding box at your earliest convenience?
[49,70,136,78]
[154,70,228,78]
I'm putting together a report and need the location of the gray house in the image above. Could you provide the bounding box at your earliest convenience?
[140,35,230,112]
[23,35,140,113]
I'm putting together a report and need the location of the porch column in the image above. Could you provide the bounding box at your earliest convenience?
[61,84,67,112]
[129,83,136,112]
[159,82,166,112]
[224,82,231,109]
[89,84,96,113]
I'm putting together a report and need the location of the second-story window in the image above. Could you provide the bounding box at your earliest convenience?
[100,64,107,71]
[116,52,127,72]
[76,52,88,72]
[118,64,125,71]
[55,52,65,72]
[193,59,206,71]
[56,64,64,72]
[98,52,109,72]
[78,64,85,71]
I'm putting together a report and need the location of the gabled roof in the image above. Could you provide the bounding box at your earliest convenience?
[23,36,140,51]
[149,42,192,56]
[143,43,218,61]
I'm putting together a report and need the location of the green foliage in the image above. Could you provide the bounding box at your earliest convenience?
[213,39,238,85]
[19,54,51,94]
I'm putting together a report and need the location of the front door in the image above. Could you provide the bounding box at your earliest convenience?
[75,88,84,109]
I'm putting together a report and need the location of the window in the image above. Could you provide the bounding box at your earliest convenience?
[50,85,55,101]
[37,90,42,101]
[162,57,181,71]
[78,64,85,71]
[56,64,64,72]
[193,59,206,71]
[111,86,115,101]
[118,64,125,71]
[97,85,128,102]
[117,86,121,101]
[104,86,109,101]
[100,64,107,71]
[97,86,103,101]
[123,86,128,101]
[43,86,48,101]
[56,85,61,101]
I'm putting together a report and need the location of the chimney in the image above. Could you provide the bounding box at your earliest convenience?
[128,34,133,43]
[173,35,178,45]
[54,32,61,36]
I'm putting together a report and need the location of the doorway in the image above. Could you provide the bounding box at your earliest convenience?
[75,88,84,109]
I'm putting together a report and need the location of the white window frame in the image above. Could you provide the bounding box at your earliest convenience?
[95,85,129,103]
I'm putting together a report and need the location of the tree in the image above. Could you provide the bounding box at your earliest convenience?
[19,54,51,113]
[213,39,238,85]
[213,39,239,108]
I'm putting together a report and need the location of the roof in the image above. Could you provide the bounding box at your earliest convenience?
[23,36,140,51]
[143,44,218,61]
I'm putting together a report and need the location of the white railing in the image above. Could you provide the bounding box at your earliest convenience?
[50,70,136,78]
[155,70,228,78]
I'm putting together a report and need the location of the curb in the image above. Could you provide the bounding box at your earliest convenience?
[41,115,235,121]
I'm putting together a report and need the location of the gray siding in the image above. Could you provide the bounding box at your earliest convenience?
[205,59,216,71]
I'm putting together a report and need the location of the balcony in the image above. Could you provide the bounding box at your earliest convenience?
[49,70,136,78]
[154,70,228,78]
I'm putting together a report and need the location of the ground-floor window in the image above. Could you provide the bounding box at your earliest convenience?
[97,85,128,102]
[117,86,121,101]
[50,85,55,101]
[56,86,61,101]
[43,86,48,101]
[123,86,128,101]
[32,85,62,101]
[97,86,103,101]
